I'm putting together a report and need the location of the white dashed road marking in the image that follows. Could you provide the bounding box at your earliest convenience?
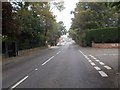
[10,76,29,89]
[96,60,100,62]
[89,55,97,60]
[85,56,90,60]
[98,71,108,77]
[10,51,61,89]
[56,51,61,55]
[89,55,92,57]
[35,68,38,71]
[90,62,96,66]
[104,66,112,70]
[88,60,92,62]
[41,56,54,66]
[93,57,97,60]
[94,66,101,70]
[80,51,111,78]
[90,55,94,58]
[99,62,105,65]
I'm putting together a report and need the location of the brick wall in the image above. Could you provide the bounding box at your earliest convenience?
[92,43,120,48]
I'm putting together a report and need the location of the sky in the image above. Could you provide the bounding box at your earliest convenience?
[52,0,79,31]
[52,0,119,31]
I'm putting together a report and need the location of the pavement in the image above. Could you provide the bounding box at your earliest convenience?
[2,43,119,89]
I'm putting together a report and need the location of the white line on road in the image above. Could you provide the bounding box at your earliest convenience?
[89,55,92,57]
[79,50,86,56]
[84,55,89,60]
[84,55,87,58]
[41,56,54,66]
[89,55,94,58]
[90,62,96,66]
[98,71,108,77]
[10,76,29,89]
[94,66,101,70]
[86,57,90,60]
[93,57,97,60]
[56,51,61,55]
[84,55,87,57]
[89,55,97,60]
[79,50,90,60]
[104,66,112,70]
[96,60,100,62]
[99,62,105,65]
[88,60,92,62]
[35,68,38,71]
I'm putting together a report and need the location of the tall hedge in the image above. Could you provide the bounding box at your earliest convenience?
[85,27,119,46]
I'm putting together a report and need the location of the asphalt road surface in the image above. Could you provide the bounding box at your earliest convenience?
[2,43,119,89]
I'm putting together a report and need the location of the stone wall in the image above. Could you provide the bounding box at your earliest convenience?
[92,43,120,48]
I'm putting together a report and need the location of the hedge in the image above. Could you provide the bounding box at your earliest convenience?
[85,27,120,46]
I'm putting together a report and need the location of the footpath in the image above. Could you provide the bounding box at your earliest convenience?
[2,46,49,66]
[2,45,60,66]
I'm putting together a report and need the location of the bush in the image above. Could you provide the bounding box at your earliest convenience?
[85,27,119,46]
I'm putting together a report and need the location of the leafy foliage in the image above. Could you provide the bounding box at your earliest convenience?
[85,27,119,46]
[70,2,119,47]
[2,2,65,50]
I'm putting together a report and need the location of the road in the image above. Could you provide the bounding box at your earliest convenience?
[2,43,119,89]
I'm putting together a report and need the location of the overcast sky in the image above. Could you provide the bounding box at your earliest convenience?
[52,0,79,31]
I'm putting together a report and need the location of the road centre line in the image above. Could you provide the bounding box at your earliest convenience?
[56,51,61,55]
[10,53,57,89]
[10,76,29,89]
[41,56,54,66]
[98,71,108,77]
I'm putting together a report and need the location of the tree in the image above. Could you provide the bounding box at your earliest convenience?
[108,2,120,12]
[58,21,67,35]
[107,2,120,25]
[70,2,119,46]
[71,2,117,30]
[2,2,21,56]
[10,1,64,49]
[2,2,20,38]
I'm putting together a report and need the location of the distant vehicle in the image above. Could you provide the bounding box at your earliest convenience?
[57,43,62,46]
[61,42,65,46]
[57,42,66,46]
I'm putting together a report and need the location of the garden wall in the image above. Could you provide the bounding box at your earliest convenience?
[92,42,120,48]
